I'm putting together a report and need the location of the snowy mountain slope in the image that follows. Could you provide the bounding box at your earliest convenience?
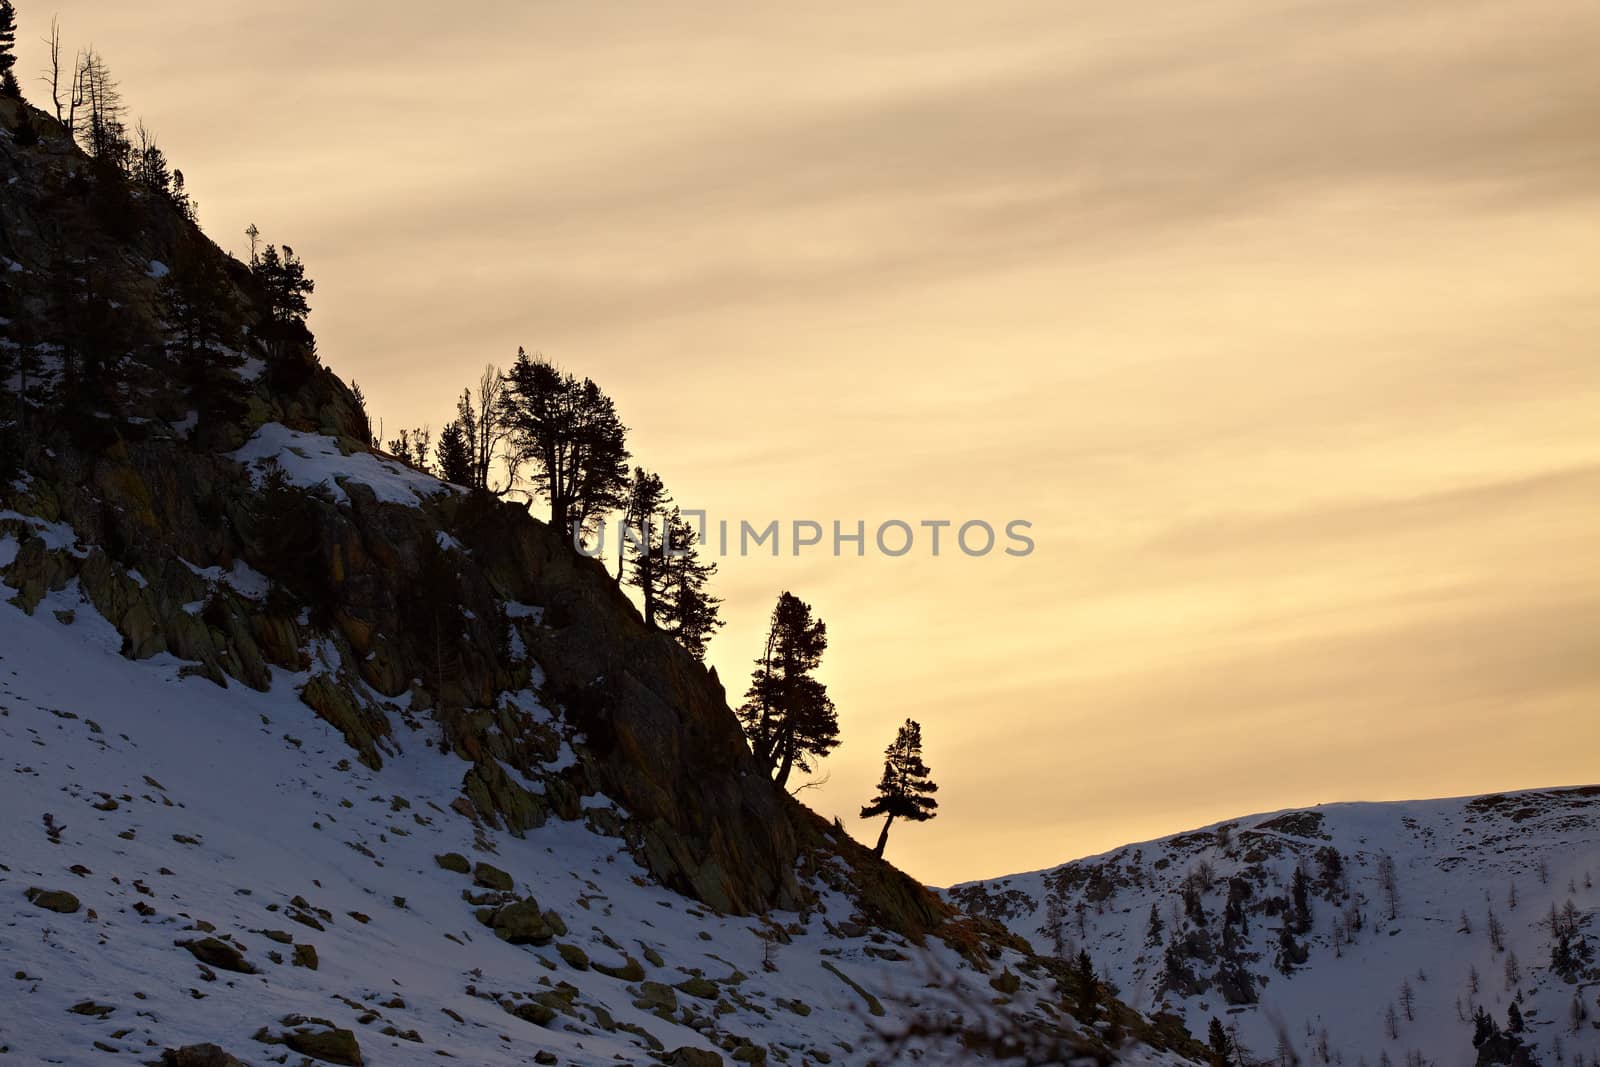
[0,541,1194,1066]
[0,89,1210,1065]
[949,794,1600,1066]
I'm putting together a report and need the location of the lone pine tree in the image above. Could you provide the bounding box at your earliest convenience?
[737,591,839,789]
[859,718,938,857]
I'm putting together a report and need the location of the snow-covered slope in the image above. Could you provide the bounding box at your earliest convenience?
[0,548,1191,1065]
[950,794,1600,1066]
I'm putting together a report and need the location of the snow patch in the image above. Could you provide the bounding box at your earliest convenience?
[231,423,460,507]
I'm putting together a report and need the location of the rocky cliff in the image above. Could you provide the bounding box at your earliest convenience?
[1,90,815,920]
[1,93,1204,1064]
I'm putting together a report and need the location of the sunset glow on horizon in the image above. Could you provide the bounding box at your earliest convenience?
[23,0,1598,884]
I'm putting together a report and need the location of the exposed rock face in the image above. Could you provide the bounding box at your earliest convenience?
[4,437,811,913]
[0,92,951,930]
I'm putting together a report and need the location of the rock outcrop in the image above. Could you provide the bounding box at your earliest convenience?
[0,92,827,921]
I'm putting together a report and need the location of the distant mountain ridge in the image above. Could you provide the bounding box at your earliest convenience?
[949,788,1600,1066]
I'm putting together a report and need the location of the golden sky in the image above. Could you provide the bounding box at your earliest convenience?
[23,0,1600,885]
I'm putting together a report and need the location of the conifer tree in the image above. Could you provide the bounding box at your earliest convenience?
[1074,950,1098,1019]
[436,420,473,486]
[253,242,314,328]
[0,0,19,98]
[617,466,668,588]
[1145,902,1165,947]
[859,718,938,857]
[737,591,839,788]
[387,426,432,473]
[51,254,143,408]
[1291,866,1312,933]
[1472,1008,1497,1050]
[656,508,723,660]
[159,239,244,433]
[500,348,630,538]
[349,381,374,447]
[1206,1018,1234,1067]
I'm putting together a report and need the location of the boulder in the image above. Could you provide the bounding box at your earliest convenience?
[433,852,470,874]
[177,937,255,974]
[284,1025,363,1065]
[555,942,589,970]
[491,899,554,945]
[505,1000,556,1027]
[592,954,645,982]
[25,887,81,914]
[675,976,720,1000]
[634,981,678,1013]
[473,861,514,891]
[161,1045,248,1067]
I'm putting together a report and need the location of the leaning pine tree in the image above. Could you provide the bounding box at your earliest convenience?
[859,718,938,858]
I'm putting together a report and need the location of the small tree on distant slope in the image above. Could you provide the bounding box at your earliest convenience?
[1206,1017,1234,1067]
[859,718,938,858]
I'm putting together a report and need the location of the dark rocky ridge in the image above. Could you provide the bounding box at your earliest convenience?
[0,93,901,925]
[0,94,1215,1064]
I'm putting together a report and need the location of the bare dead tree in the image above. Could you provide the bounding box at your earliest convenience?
[473,363,510,492]
[1377,853,1399,920]
[41,16,65,123]
[65,46,88,136]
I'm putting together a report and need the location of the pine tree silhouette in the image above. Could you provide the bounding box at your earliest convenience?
[859,719,938,857]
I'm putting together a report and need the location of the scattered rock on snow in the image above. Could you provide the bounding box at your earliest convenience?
[487,898,554,945]
[24,886,81,913]
[160,1044,249,1067]
[176,937,256,974]
[472,860,514,891]
[433,852,470,874]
